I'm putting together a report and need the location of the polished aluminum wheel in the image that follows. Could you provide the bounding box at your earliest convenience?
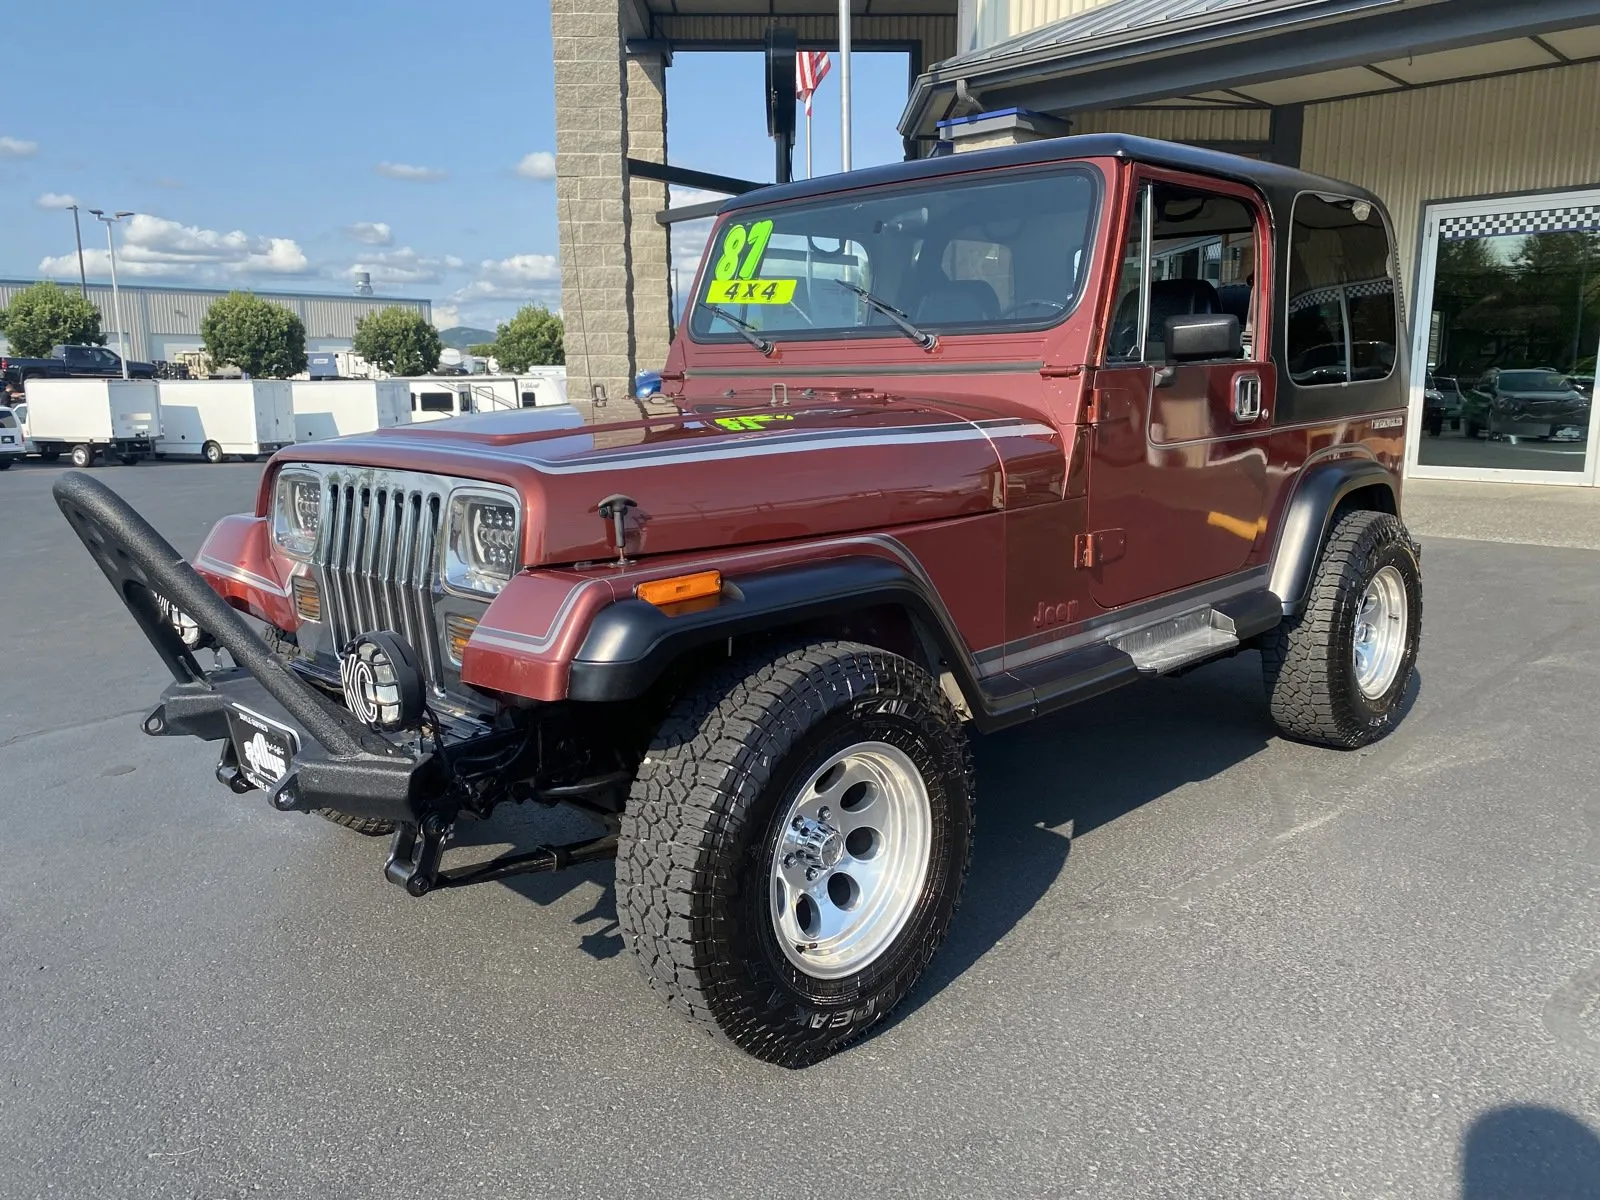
[771,741,932,980]
[1353,564,1408,699]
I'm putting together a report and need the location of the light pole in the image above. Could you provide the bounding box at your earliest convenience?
[66,204,89,299]
[89,209,135,379]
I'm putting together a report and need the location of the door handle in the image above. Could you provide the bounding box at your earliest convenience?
[1233,373,1263,421]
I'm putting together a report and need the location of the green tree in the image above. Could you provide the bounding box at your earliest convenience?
[201,292,307,378]
[351,306,443,376]
[466,342,497,358]
[0,282,104,357]
[492,305,565,371]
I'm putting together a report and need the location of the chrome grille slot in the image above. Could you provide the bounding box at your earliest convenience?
[312,470,451,695]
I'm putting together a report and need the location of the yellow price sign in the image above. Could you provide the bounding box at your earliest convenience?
[706,278,797,306]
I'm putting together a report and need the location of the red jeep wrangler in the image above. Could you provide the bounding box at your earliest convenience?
[58,134,1421,1066]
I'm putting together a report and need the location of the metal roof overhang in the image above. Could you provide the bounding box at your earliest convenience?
[900,0,1600,140]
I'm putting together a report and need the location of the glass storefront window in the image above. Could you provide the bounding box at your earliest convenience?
[1416,212,1597,477]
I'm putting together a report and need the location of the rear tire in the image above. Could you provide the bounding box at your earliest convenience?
[202,441,224,464]
[0,458,11,470]
[1263,509,1421,748]
[617,641,974,1067]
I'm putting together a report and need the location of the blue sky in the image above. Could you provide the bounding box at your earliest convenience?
[0,0,911,331]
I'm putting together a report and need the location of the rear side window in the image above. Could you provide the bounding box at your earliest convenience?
[1286,194,1398,386]
[0,411,16,429]
[417,391,455,413]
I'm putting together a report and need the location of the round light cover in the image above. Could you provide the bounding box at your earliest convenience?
[339,631,425,733]
[156,593,212,650]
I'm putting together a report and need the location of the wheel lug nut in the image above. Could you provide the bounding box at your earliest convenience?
[806,866,820,881]
[818,806,830,821]
[783,853,796,868]
[791,815,803,830]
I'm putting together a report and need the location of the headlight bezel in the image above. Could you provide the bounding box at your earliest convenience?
[271,469,324,561]
[442,484,523,598]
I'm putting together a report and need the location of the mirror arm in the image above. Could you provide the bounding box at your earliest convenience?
[1153,364,1178,388]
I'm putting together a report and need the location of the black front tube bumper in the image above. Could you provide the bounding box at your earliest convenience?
[53,471,445,824]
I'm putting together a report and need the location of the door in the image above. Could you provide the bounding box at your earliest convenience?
[1408,189,1599,486]
[1087,177,1275,610]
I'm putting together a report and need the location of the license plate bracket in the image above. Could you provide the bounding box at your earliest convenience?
[226,704,300,790]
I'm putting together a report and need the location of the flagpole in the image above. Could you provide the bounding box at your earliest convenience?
[838,0,852,171]
[805,105,813,179]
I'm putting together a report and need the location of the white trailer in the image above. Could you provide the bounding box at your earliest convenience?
[407,373,569,422]
[19,379,161,467]
[290,380,411,441]
[154,380,295,463]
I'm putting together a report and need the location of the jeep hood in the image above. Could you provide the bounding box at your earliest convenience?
[279,397,1060,565]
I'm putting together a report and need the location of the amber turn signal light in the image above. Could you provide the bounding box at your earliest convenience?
[634,570,722,608]
[292,576,321,623]
[446,614,479,664]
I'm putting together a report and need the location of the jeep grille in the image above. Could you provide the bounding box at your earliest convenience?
[315,472,448,691]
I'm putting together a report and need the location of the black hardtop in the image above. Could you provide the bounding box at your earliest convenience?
[721,133,1385,219]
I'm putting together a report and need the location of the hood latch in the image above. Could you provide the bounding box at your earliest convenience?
[597,494,637,566]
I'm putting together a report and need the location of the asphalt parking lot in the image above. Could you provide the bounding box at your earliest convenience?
[3,459,1599,1200]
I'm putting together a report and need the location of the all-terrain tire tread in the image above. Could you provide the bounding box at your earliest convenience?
[616,640,972,1066]
[1262,509,1420,748]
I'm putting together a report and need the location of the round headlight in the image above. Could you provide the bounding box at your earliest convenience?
[339,631,424,733]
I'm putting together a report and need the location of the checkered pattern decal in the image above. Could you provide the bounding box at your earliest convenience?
[1288,277,1394,315]
[1440,205,1600,241]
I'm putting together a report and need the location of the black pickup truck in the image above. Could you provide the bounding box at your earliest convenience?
[0,344,157,384]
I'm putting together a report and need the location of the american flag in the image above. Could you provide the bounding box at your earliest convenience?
[796,50,831,116]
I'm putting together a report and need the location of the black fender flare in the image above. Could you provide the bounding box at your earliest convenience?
[565,555,983,705]
[1268,455,1400,614]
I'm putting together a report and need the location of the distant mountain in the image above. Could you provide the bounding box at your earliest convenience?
[436,325,496,350]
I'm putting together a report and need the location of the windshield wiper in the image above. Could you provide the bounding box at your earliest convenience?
[698,303,775,357]
[834,280,938,351]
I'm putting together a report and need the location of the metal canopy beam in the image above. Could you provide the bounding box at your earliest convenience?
[902,0,1600,137]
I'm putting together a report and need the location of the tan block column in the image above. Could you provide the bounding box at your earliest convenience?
[626,51,673,379]
[551,0,634,410]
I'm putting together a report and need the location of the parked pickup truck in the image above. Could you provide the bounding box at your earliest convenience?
[0,344,157,384]
[56,135,1421,1067]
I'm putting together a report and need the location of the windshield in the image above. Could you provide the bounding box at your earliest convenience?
[1497,370,1570,392]
[688,167,1099,344]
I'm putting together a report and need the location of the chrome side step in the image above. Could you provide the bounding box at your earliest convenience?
[1112,607,1239,674]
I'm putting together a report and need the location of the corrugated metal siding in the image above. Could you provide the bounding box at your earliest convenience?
[1068,106,1269,141]
[1302,61,1600,304]
[655,14,957,64]
[0,281,429,359]
[961,0,1252,59]
[967,0,1121,54]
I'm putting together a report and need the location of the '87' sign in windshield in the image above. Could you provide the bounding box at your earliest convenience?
[706,219,798,305]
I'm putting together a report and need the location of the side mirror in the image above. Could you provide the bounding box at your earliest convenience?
[1165,313,1242,363]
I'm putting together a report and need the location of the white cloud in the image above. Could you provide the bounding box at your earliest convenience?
[514,152,557,181]
[668,186,725,297]
[452,253,562,302]
[376,161,446,182]
[430,304,463,329]
[0,136,38,158]
[347,246,463,286]
[344,221,394,246]
[38,213,310,281]
[36,192,80,210]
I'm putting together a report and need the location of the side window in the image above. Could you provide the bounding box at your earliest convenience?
[520,390,538,408]
[0,410,16,429]
[1287,194,1397,385]
[1107,183,1259,363]
[418,391,454,413]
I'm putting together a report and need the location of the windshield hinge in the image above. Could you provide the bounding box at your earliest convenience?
[1040,364,1084,379]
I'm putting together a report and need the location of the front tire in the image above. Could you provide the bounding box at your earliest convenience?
[1263,509,1421,748]
[618,641,974,1066]
[69,444,94,468]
